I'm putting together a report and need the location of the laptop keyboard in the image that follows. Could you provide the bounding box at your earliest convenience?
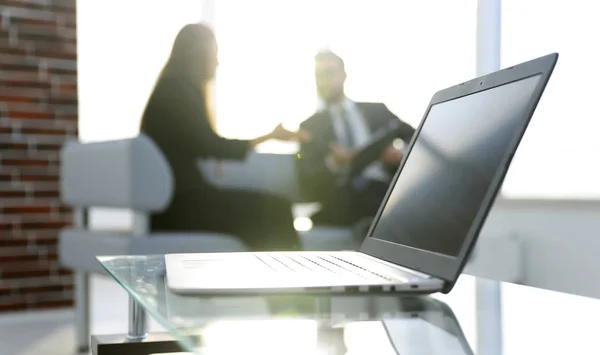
[255,254,398,282]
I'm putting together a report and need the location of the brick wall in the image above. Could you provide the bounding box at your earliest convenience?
[0,0,77,311]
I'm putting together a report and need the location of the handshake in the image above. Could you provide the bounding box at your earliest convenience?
[266,123,403,167]
[268,123,312,142]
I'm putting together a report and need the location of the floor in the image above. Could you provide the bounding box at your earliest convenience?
[0,275,165,355]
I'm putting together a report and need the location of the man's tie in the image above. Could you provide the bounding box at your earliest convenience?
[338,106,355,149]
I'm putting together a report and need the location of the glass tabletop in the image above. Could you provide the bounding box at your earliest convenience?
[98,255,600,355]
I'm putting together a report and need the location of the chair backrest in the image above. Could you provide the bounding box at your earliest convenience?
[60,134,173,212]
[198,152,303,201]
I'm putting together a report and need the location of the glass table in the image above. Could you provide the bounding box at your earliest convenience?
[96,255,600,355]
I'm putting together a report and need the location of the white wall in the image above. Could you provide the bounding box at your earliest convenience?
[474,199,600,299]
[501,0,600,199]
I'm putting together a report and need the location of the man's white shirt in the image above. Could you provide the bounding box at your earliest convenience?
[320,98,391,183]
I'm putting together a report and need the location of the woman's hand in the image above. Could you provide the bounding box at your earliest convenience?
[270,123,312,142]
[250,124,312,148]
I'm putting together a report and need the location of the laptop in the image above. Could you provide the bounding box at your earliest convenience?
[165,53,558,295]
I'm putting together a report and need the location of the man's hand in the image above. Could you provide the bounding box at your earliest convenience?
[270,123,312,142]
[330,143,356,166]
[380,144,404,166]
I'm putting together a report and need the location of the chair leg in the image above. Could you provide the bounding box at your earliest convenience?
[75,271,90,353]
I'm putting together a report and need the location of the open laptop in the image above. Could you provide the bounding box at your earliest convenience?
[166,53,558,295]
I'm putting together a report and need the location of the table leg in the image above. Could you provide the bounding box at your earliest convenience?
[75,271,90,353]
[128,296,148,340]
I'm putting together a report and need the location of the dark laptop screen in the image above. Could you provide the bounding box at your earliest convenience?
[370,75,541,257]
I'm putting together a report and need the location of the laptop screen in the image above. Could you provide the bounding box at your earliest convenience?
[369,75,541,257]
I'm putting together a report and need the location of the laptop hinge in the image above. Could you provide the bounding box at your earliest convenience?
[360,253,436,279]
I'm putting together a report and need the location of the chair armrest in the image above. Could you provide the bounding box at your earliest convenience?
[198,152,304,201]
[60,134,173,211]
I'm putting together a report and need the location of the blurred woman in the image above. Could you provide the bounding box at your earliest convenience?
[140,23,308,250]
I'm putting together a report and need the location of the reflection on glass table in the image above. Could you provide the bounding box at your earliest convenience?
[97,255,472,355]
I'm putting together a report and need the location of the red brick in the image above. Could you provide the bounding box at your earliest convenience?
[48,97,76,105]
[0,166,59,176]
[21,191,61,201]
[0,86,48,97]
[2,81,51,90]
[36,143,65,151]
[7,110,55,120]
[13,22,60,37]
[3,5,75,26]
[0,238,29,248]
[32,300,73,310]
[47,67,76,76]
[56,268,72,276]
[2,205,54,214]
[1,72,50,89]
[37,50,76,61]
[0,142,62,152]
[50,73,77,85]
[3,0,76,13]
[0,53,29,65]
[0,95,41,104]
[0,190,27,197]
[0,158,50,167]
[20,173,60,182]
[0,231,59,246]
[0,47,30,57]
[0,142,29,150]
[0,70,44,83]
[54,114,76,122]
[0,252,40,263]
[4,16,51,27]
[20,127,69,135]
[24,40,77,57]
[29,234,59,246]
[1,1,76,313]
[17,212,68,223]
[2,116,74,128]
[54,82,77,95]
[16,31,76,45]
[49,87,76,99]
[0,299,29,312]
[0,37,14,51]
[0,199,58,210]
[0,63,39,74]
[0,261,52,278]
[54,0,76,9]
[0,249,58,264]
[17,283,73,294]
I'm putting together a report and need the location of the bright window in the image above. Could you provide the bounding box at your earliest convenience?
[77,0,204,142]
[500,0,600,199]
[213,0,476,153]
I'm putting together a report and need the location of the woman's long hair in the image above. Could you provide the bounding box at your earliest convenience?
[155,23,218,129]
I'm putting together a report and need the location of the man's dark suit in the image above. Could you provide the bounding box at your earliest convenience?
[297,102,415,225]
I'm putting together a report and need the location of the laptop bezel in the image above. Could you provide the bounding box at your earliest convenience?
[359,53,558,290]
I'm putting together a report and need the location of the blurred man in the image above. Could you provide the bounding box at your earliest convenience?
[297,50,415,226]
